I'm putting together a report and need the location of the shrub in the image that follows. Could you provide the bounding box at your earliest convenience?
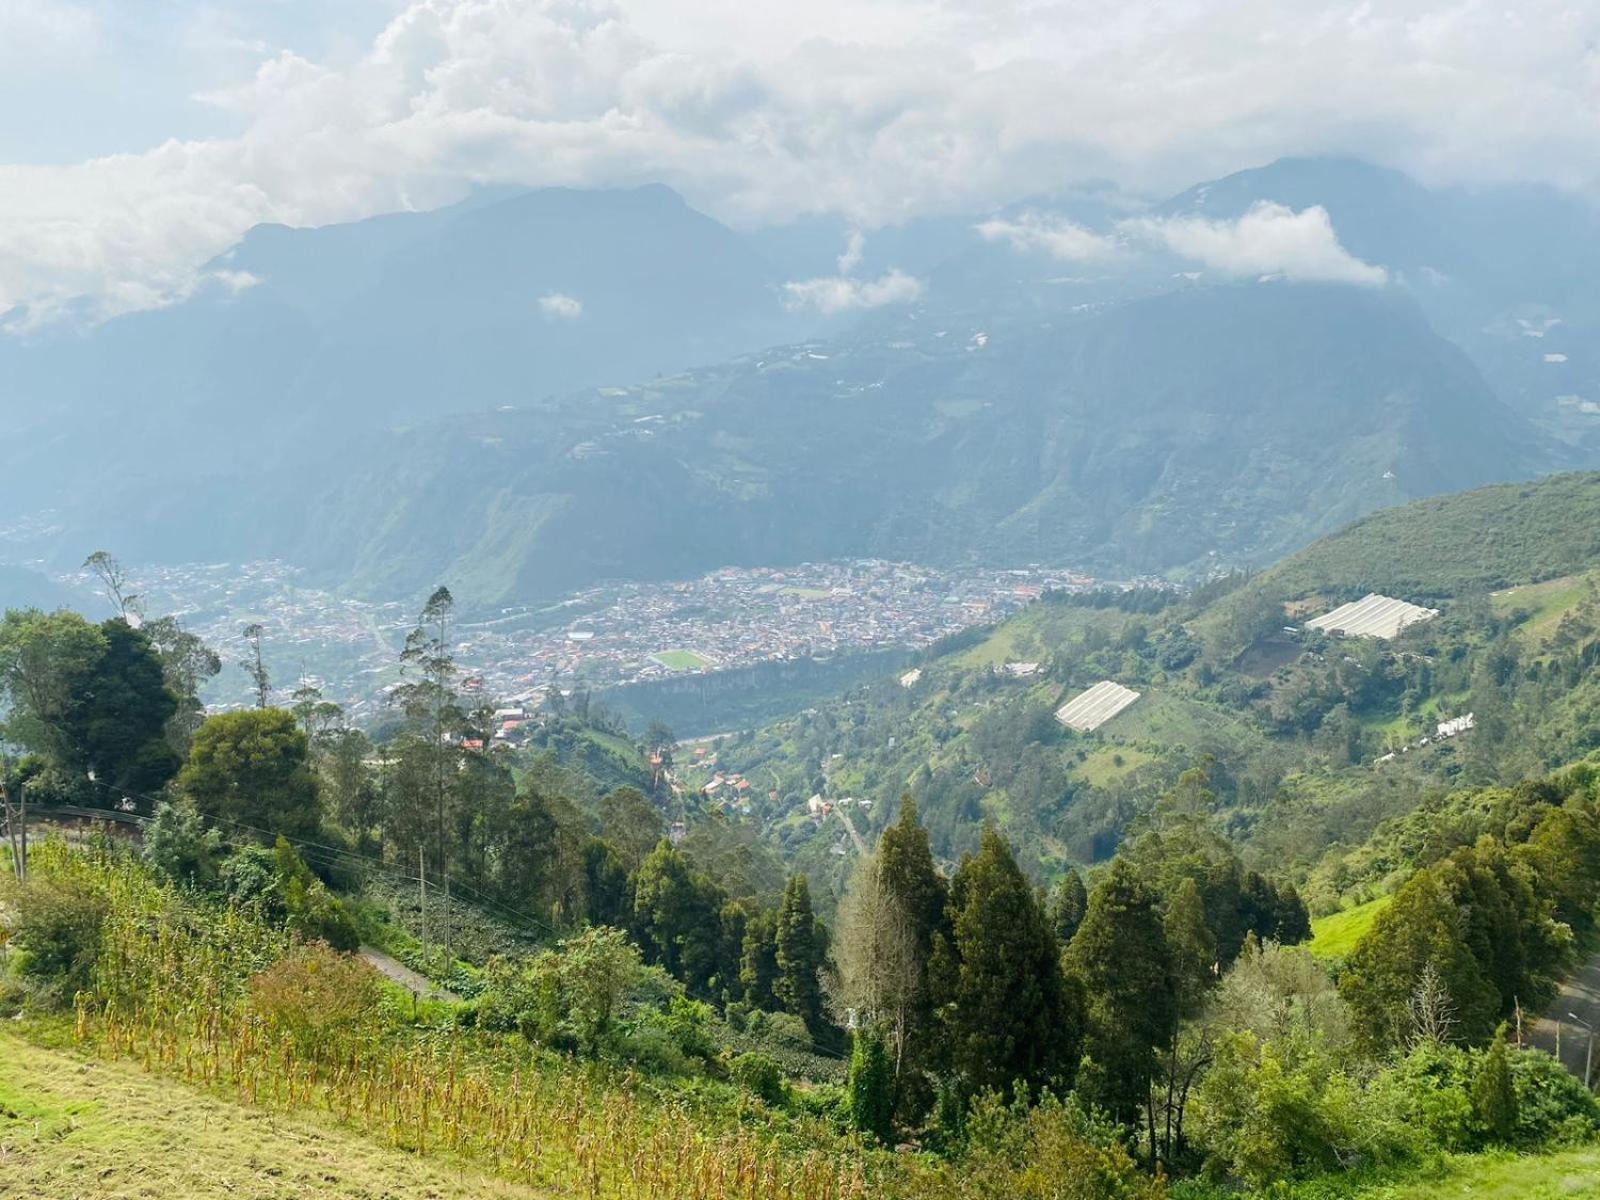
[1369,1041,1476,1154]
[958,1090,1162,1200]
[1471,1039,1517,1144]
[762,1010,815,1052]
[1508,1047,1600,1147]
[248,942,384,1055]
[219,840,358,951]
[847,1027,894,1142]
[3,874,109,1001]
[142,800,222,889]
[730,1051,789,1106]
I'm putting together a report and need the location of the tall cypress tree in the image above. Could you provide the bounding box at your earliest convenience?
[1049,868,1089,944]
[775,873,825,1033]
[740,909,780,1010]
[878,795,949,958]
[944,828,1078,1099]
[1067,859,1176,1124]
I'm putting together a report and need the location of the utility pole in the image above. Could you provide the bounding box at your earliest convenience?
[1,759,24,883]
[416,851,428,953]
[1569,1013,1595,1090]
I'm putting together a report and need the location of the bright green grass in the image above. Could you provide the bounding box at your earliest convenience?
[651,649,710,671]
[1076,746,1156,787]
[1493,570,1598,649]
[1309,894,1392,961]
[1368,1146,1600,1199]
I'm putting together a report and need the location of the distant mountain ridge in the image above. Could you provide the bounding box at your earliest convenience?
[246,281,1546,607]
[1,158,1596,608]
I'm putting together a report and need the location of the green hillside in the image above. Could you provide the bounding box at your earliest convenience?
[1256,472,1600,602]
[715,474,1600,902]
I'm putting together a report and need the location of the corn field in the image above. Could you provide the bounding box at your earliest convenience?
[48,842,878,1200]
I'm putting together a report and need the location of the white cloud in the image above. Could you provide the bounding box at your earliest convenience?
[539,291,584,319]
[1121,202,1389,286]
[1,0,1595,321]
[782,268,924,314]
[210,268,262,294]
[836,229,865,274]
[976,211,1119,262]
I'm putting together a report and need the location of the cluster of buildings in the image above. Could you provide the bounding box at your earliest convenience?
[449,560,1098,700]
[66,556,1101,721]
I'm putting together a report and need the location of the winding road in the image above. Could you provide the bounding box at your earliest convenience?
[1530,950,1600,1086]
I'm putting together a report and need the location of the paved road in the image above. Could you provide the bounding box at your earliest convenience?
[1530,950,1600,1086]
[359,946,460,1003]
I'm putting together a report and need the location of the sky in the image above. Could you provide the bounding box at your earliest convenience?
[1,0,1596,323]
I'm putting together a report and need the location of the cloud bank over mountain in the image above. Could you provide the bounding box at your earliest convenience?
[1,0,1595,322]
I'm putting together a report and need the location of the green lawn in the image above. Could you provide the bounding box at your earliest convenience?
[651,649,710,671]
[1308,893,1392,961]
[1357,1146,1600,1199]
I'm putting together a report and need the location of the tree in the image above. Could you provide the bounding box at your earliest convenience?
[1165,876,1218,1019]
[874,795,949,1102]
[1341,868,1499,1049]
[1472,1038,1518,1144]
[0,609,103,773]
[142,615,221,749]
[739,909,780,1010]
[944,829,1078,1100]
[391,586,461,931]
[241,623,271,709]
[0,610,179,807]
[774,872,826,1034]
[78,618,180,800]
[847,1027,895,1142]
[178,709,322,839]
[877,796,949,957]
[1067,859,1175,1131]
[83,550,139,620]
[1049,868,1089,944]
[828,853,921,1077]
[599,786,665,872]
[633,841,725,996]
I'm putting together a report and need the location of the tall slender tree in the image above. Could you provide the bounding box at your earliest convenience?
[392,586,460,942]
[775,872,826,1034]
[1068,859,1176,1138]
[943,828,1078,1100]
[241,623,271,709]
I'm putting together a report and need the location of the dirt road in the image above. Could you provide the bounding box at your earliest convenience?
[359,946,460,1003]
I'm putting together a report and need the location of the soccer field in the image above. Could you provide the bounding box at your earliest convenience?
[651,649,710,670]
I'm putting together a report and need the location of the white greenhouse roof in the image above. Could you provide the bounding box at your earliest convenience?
[1304,593,1438,639]
[1055,680,1141,732]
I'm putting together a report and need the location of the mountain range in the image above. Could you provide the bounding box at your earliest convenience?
[2,157,1597,610]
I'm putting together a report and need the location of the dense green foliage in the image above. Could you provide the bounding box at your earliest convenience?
[1255,473,1600,602]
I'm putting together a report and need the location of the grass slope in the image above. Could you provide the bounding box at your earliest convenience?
[1260,472,1600,602]
[1370,1147,1600,1199]
[1307,894,1393,962]
[0,1029,549,1199]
